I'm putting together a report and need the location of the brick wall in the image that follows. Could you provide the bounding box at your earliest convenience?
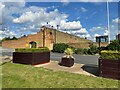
[3,26,107,50]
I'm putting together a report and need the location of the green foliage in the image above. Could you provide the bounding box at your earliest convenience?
[83,49,89,55]
[88,43,98,55]
[2,36,17,41]
[100,50,120,60]
[107,40,120,51]
[15,47,49,52]
[11,36,18,40]
[2,37,11,41]
[53,43,69,53]
[97,46,107,51]
[74,48,89,55]
[75,48,84,54]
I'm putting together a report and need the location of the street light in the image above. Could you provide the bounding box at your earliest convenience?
[107,1,110,44]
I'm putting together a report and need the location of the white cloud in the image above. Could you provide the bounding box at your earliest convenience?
[90,23,118,41]
[13,8,68,24]
[94,33,100,37]
[90,26,106,32]
[61,0,70,6]
[76,33,91,38]
[0,2,5,10]
[0,2,5,24]
[77,0,118,2]
[0,30,17,37]
[112,18,120,24]
[80,7,87,12]
[0,30,4,34]
[4,1,91,40]
[3,0,25,7]
[104,30,109,35]
[92,33,100,41]
[60,20,82,30]
[71,28,88,34]
[13,11,40,23]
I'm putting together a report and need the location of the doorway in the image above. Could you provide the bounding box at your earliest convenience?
[29,41,37,48]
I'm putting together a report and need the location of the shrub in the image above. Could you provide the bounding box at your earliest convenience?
[100,50,120,60]
[97,46,108,51]
[107,40,120,51]
[75,48,84,54]
[74,48,89,55]
[68,46,76,53]
[52,43,69,53]
[88,43,98,55]
[83,49,89,55]
[15,47,49,52]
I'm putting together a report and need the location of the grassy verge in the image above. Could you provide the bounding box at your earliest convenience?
[2,63,119,88]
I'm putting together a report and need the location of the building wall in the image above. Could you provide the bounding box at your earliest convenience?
[45,27,90,44]
[2,26,108,50]
[93,42,109,47]
[2,32,43,49]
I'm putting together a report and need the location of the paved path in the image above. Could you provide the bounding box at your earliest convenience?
[34,61,99,77]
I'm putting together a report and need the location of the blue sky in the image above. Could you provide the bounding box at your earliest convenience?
[0,1,119,41]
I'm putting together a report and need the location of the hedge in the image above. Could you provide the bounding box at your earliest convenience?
[100,50,120,60]
[52,43,69,53]
[15,47,49,52]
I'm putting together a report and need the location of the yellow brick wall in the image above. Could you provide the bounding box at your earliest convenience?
[3,26,106,50]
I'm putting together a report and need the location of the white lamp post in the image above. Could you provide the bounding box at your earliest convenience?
[107,1,110,43]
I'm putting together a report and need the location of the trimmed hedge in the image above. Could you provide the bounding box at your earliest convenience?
[100,50,120,60]
[15,47,49,52]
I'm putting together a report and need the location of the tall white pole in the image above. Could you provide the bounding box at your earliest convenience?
[107,1,110,43]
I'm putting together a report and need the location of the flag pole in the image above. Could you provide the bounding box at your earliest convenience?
[107,1,110,43]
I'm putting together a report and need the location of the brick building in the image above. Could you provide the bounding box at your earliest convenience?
[2,26,109,50]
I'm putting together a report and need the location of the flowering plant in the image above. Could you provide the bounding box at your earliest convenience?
[63,48,74,58]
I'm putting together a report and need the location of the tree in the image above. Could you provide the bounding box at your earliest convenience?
[2,37,11,41]
[107,40,120,51]
[11,36,17,40]
[88,43,98,55]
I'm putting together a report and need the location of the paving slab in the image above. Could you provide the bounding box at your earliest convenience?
[33,60,97,77]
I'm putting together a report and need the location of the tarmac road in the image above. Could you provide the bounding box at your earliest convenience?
[50,53,99,66]
[0,47,99,65]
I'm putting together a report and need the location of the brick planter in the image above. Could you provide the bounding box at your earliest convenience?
[99,58,120,80]
[60,57,74,67]
[13,52,50,65]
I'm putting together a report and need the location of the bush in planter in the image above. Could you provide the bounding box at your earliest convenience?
[61,48,74,67]
[99,50,120,80]
[63,48,74,58]
[15,47,49,52]
[100,50,120,60]
[13,47,50,65]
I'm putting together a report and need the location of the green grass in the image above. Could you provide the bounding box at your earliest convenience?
[2,63,119,88]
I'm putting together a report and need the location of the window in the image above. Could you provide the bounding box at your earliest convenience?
[50,32,52,35]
